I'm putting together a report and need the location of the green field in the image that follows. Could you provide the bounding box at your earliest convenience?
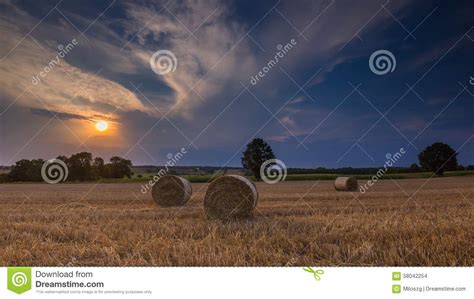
[105,170,474,183]
[2,165,473,184]
[280,170,474,181]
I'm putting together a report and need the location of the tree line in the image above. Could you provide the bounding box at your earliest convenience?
[0,141,471,183]
[1,152,132,182]
[287,164,473,175]
[242,139,472,179]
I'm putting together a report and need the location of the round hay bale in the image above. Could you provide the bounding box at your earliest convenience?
[334,176,358,191]
[204,175,258,220]
[151,175,192,207]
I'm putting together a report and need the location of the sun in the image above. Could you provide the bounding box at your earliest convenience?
[95,120,108,132]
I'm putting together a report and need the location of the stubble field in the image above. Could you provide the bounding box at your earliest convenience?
[0,177,472,266]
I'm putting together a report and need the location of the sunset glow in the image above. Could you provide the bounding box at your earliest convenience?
[95,121,108,132]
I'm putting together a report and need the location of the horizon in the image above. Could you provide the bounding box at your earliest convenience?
[1,0,473,168]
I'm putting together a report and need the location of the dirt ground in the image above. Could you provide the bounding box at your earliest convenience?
[0,176,472,266]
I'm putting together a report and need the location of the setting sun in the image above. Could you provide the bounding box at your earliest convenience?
[95,120,108,132]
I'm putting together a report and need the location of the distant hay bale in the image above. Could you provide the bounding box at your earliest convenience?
[151,175,192,207]
[334,176,358,191]
[204,175,258,220]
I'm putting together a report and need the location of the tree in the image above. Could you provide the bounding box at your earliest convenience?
[56,155,68,163]
[92,157,107,178]
[3,152,136,182]
[67,152,94,181]
[28,159,45,181]
[108,156,132,178]
[7,159,44,182]
[7,159,31,181]
[241,138,276,180]
[418,142,458,176]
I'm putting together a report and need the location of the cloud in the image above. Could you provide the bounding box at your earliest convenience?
[30,108,88,120]
[280,115,297,127]
[250,0,413,86]
[0,0,258,122]
[288,95,305,104]
[122,0,257,118]
[0,12,149,120]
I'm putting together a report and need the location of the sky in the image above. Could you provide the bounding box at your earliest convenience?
[0,0,473,168]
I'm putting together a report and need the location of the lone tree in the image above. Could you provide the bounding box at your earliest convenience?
[241,138,275,180]
[418,142,458,176]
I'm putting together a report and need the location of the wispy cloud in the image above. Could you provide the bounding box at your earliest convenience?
[122,0,257,118]
[0,10,149,120]
[0,0,258,121]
